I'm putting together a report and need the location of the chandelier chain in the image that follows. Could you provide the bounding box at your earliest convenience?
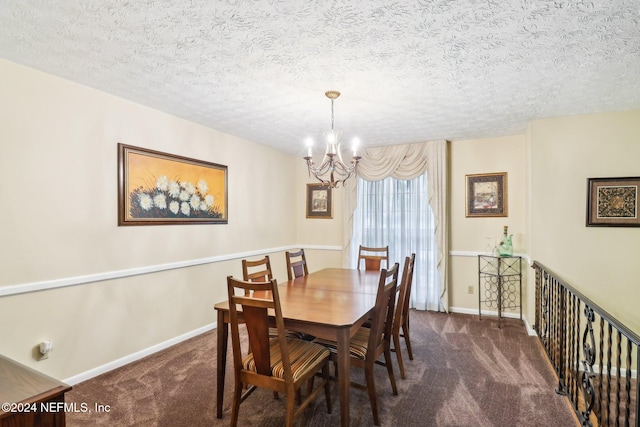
[331,98,334,131]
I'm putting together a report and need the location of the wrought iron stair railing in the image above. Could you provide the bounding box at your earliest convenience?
[533,261,638,427]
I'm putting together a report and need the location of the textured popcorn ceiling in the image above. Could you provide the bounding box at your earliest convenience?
[1,1,639,155]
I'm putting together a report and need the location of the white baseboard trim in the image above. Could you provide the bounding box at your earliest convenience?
[63,322,217,385]
[449,306,536,336]
[590,365,638,380]
[0,244,342,298]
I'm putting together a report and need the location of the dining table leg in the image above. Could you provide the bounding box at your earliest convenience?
[336,327,351,427]
[216,309,228,419]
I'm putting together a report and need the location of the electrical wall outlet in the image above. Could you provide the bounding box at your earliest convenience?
[38,340,53,360]
[467,286,474,294]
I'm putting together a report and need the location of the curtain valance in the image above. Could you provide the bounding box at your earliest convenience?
[342,139,449,311]
[357,141,435,181]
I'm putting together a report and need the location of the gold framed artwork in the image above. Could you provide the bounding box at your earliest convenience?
[465,172,508,217]
[118,143,228,225]
[586,177,640,227]
[306,184,332,219]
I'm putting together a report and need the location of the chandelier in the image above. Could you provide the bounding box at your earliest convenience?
[304,91,361,188]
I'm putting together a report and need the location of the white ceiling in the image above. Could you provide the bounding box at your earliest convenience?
[1,1,639,156]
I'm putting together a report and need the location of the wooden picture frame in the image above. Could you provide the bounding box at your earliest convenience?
[465,172,508,217]
[586,177,640,227]
[118,143,228,225]
[306,184,332,219]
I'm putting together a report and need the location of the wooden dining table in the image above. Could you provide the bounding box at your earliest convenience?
[214,268,382,427]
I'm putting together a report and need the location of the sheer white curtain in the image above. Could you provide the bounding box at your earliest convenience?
[350,175,442,311]
[342,140,448,312]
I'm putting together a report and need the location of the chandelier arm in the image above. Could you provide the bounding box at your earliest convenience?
[334,160,357,176]
[308,166,331,179]
[317,160,333,175]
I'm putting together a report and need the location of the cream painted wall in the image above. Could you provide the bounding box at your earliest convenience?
[0,59,340,380]
[449,135,529,320]
[529,110,640,334]
[0,60,297,285]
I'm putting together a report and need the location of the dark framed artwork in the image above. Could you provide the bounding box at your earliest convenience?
[465,172,508,217]
[118,143,228,225]
[586,177,640,227]
[306,184,332,219]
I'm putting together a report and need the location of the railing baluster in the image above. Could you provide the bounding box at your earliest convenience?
[569,295,576,404]
[635,345,639,427]
[558,285,567,393]
[534,267,540,333]
[577,300,582,417]
[542,271,548,349]
[581,306,596,424]
[599,317,605,422]
[554,278,561,380]
[625,338,631,427]
[616,330,622,427]
[573,296,580,409]
[550,277,556,367]
[608,323,613,427]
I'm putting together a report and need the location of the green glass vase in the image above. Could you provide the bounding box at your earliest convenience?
[497,225,513,257]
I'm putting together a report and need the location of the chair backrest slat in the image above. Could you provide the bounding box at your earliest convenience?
[243,305,272,375]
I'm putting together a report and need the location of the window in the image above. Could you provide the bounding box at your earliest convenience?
[351,174,442,311]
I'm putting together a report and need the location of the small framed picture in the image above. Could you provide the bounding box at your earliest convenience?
[306,184,332,219]
[465,172,508,217]
[586,177,640,227]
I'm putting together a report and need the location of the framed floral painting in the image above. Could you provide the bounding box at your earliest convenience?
[586,177,640,227]
[118,143,228,225]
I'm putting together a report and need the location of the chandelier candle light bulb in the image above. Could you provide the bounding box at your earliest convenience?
[352,137,359,157]
[304,90,361,188]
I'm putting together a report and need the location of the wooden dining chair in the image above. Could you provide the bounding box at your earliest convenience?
[226,276,332,427]
[242,255,311,342]
[314,263,399,426]
[284,249,315,342]
[390,253,416,379]
[241,256,275,337]
[285,249,309,280]
[242,256,273,283]
[357,245,389,271]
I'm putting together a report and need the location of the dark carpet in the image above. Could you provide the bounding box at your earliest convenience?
[66,312,579,426]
